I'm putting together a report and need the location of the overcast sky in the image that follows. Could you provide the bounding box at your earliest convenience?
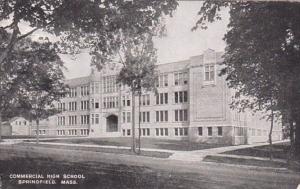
[57,1,229,79]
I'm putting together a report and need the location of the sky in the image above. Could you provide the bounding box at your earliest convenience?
[60,1,230,79]
[11,1,229,79]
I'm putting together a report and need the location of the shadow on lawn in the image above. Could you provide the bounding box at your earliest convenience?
[0,157,206,189]
[223,142,290,159]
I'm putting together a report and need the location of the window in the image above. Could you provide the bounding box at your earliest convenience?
[81,100,89,110]
[122,112,126,123]
[80,115,90,125]
[208,127,212,136]
[147,128,150,136]
[90,82,100,94]
[157,74,168,88]
[174,71,188,85]
[217,127,223,136]
[252,128,255,136]
[174,128,188,136]
[95,114,99,124]
[68,116,77,125]
[235,127,245,136]
[155,111,168,122]
[175,109,188,122]
[127,112,131,123]
[184,128,188,136]
[68,101,77,111]
[80,85,89,96]
[141,94,150,106]
[103,75,118,93]
[174,91,188,103]
[103,96,119,109]
[91,114,94,124]
[122,96,131,107]
[156,93,168,105]
[69,88,77,97]
[123,129,126,136]
[127,129,131,136]
[204,65,215,82]
[139,111,150,123]
[58,102,66,111]
[198,127,203,136]
[57,116,65,126]
[155,128,168,136]
[140,128,150,136]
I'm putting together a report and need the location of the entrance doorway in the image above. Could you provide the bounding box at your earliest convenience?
[106,115,118,132]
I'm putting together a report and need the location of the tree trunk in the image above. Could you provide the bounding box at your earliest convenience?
[294,118,300,158]
[0,112,2,141]
[290,119,295,146]
[36,119,40,144]
[0,25,19,65]
[131,91,136,153]
[269,108,274,161]
[137,92,141,154]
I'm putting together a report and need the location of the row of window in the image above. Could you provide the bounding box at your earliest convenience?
[121,127,223,137]
[156,72,189,88]
[58,109,189,126]
[14,121,27,126]
[198,126,223,137]
[57,129,89,136]
[65,65,216,97]
[103,96,119,109]
[59,91,189,112]
[33,130,46,135]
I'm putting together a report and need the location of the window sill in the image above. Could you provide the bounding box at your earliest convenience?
[203,81,216,86]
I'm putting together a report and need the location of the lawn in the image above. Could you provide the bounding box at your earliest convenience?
[19,143,172,158]
[34,137,230,151]
[222,142,290,160]
[203,155,287,168]
[0,157,203,189]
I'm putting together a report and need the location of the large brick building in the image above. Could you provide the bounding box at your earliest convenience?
[34,49,282,145]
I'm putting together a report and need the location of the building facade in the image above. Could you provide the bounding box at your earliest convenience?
[42,49,282,145]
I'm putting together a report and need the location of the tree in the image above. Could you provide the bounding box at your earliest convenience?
[16,40,66,143]
[0,0,177,65]
[9,38,66,143]
[116,32,157,154]
[194,1,300,157]
[0,0,177,139]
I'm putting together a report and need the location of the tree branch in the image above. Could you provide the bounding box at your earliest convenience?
[17,27,40,41]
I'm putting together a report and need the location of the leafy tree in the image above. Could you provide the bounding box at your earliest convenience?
[0,0,177,65]
[194,1,300,157]
[15,39,66,143]
[0,0,177,139]
[0,37,66,141]
[117,33,157,153]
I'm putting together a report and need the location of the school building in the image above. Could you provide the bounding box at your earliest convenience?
[32,49,282,145]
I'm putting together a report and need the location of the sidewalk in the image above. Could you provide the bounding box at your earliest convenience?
[169,140,289,161]
[1,138,288,162]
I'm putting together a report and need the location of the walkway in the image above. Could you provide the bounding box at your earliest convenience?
[1,138,288,162]
[169,140,288,161]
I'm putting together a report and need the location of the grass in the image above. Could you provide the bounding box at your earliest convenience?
[34,137,230,151]
[0,156,211,189]
[19,143,172,158]
[204,155,287,168]
[0,157,169,189]
[222,142,290,159]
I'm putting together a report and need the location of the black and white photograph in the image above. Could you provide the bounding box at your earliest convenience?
[0,0,300,188]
